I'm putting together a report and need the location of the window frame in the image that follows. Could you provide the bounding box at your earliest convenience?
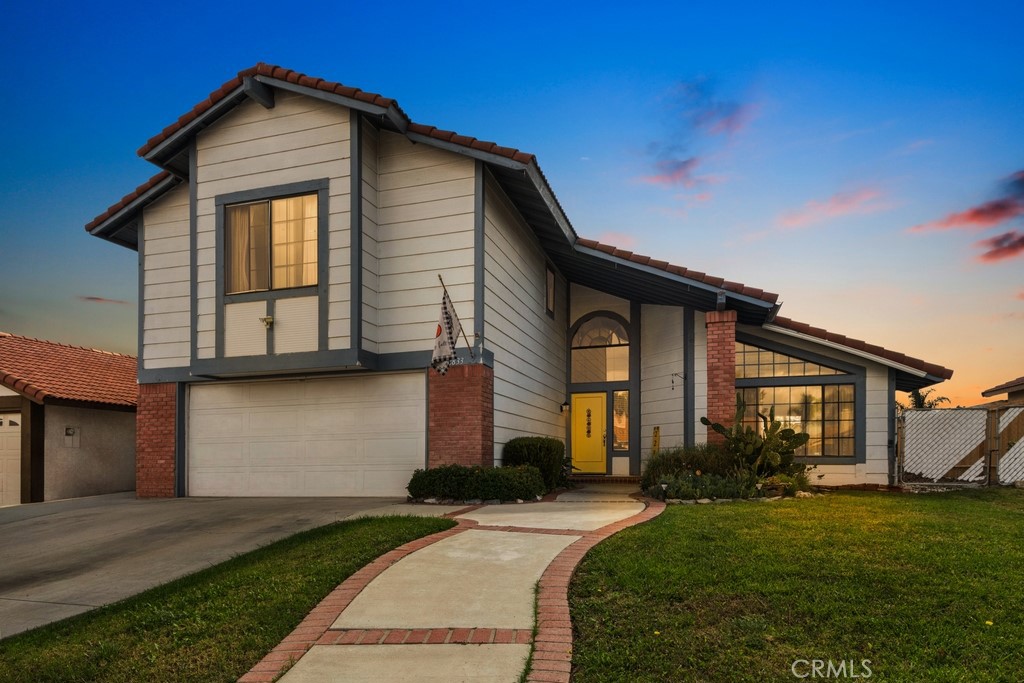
[215,179,329,306]
[545,266,556,318]
[734,333,867,464]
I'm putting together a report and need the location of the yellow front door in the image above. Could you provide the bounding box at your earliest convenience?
[572,393,606,474]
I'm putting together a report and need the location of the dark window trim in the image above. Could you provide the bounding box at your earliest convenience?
[736,332,866,463]
[214,179,329,359]
[545,266,556,319]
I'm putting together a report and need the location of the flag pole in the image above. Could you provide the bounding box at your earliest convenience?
[437,274,475,359]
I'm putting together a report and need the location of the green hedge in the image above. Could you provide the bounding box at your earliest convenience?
[640,443,738,489]
[502,437,565,491]
[407,464,546,501]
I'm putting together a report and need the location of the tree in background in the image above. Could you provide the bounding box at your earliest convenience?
[897,388,950,415]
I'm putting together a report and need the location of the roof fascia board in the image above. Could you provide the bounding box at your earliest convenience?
[762,323,928,379]
[525,163,577,244]
[88,175,182,245]
[142,88,248,163]
[252,75,407,131]
[406,131,525,170]
[242,76,275,109]
[573,244,777,311]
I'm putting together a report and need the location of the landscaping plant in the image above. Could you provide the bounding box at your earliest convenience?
[700,397,810,478]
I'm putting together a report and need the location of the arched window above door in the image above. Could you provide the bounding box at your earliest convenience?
[571,315,629,383]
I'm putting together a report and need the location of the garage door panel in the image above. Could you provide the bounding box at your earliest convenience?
[188,373,425,497]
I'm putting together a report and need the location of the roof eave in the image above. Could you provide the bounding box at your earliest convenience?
[87,174,183,250]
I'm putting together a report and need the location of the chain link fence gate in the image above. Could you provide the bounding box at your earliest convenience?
[898,405,1024,486]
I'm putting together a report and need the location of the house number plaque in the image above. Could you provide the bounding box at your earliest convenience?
[586,409,592,437]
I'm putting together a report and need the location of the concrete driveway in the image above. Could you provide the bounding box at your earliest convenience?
[0,493,408,639]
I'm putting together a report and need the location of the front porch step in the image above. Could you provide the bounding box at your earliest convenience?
[569,475,641,485]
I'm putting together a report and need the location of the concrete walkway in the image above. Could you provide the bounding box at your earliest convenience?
[240,484,664,683]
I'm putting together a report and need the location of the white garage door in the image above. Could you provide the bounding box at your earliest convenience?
[188,373,425,497]
[0,413,20,507]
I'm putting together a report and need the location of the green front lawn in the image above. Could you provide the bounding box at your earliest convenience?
[0,515,454,683]
[570,488,1024,683]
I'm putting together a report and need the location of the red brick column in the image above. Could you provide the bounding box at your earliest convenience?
[428,364,494,468]
[705,310,737,443]
[136,383,177,497]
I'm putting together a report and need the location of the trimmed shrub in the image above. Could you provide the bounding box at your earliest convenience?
[407,464,545,501]
[502,437,565,492]
[644,469,759,501]
[640,443,738,489]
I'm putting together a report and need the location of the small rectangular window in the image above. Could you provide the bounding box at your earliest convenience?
[226,193,317,295]
[613,390,629,451]
[545,267,556,317]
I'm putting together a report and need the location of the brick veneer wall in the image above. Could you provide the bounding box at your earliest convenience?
[136,382,177,497]
[705,310,737,442]
[428,364,494,468]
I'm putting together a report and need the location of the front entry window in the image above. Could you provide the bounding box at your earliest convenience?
[612,390,629,451]
[571,316,629,383]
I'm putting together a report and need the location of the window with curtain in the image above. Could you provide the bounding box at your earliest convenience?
[225,193,317,294]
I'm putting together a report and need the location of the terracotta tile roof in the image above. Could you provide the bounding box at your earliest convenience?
[0,332,137,407]
[85,170,173,232]
[981,375,1024,397]
[575,238,780,304]
[769,316,954,380]
[136,63,537,166]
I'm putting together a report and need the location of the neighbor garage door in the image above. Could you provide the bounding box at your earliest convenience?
[188,373,425,497]
[0,413,20,507]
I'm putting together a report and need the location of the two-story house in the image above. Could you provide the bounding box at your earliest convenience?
[86,63,952,498]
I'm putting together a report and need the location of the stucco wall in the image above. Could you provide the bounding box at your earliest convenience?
[44,405,136,500]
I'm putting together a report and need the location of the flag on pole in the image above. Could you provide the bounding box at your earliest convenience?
[431,290,463,375]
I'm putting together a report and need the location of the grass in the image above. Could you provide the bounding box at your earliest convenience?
[0,515,454,682]
[570,487,1024,683]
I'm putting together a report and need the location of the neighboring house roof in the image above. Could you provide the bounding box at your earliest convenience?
[764,317,953,391]
[0,332,137,407]
[981,375,1024,398]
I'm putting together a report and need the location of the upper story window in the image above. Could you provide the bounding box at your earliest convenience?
[225,193,318,295]
[571,315,629,383]
[735,342,843,379]
[545,267,556,318]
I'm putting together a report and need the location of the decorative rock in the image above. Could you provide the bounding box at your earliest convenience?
[679,499,696,504]
[466,499,482,505]
[795,491,814,499]
[766,496,783,502]
[516,499,524,504]
[485,499,501,505]
[713,498,732,504]
[423,497,439,504]
[535,495,543,501]
[696,498,712,504]
[666,498,683,504]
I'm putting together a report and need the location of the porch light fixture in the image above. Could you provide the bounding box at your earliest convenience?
[560,401,570,413]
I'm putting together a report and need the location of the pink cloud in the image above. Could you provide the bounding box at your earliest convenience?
[701,103,759,137]
[594,231,637,249]
[1017,288,1024,301]
[910,198,1024,233]
[975,231,1024,263]
[777,188,886,229]
[639,157,702,187]
[693,192,713,202]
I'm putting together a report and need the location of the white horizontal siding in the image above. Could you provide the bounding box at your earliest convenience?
[224,301,268,357]
[693,312,708,442]
[194,91,351,359]
[570,284,630,325]
[142,183,191,370]
[483,175,567,463]
[376,131,475,354]
[640,305,685,463]
[274,296,318,354]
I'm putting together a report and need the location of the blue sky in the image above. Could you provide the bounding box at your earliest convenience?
[1,0,1021,405]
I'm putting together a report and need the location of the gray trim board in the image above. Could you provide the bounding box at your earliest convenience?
[213,179,329,207]
[143,87,248,165]
[474,160,485,355]
[137,211,146,376]
[88,174,183,248]
[629,301,642,476]
[253,76,397,125]
[189,142,198,365]
[525,164,576,244]
[21,399,44,503]
[888,368,897,486]
[243,76,275,109]
[683,306,695,448]
[350,114,363,354]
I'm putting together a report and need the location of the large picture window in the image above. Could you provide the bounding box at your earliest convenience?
[735,341,857,458]
[226,193,318,294]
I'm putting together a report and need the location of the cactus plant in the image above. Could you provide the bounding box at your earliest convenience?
[701,397,810,477]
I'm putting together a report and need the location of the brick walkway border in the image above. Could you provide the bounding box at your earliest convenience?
[239,498,665,683]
